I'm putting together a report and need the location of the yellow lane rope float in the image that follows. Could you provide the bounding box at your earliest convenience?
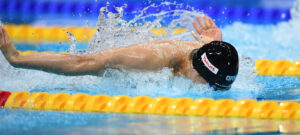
[3,25,187,43]
[0,91,299,119]
[255,60,300,76]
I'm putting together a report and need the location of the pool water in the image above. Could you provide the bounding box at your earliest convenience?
[1,0,300,134]
[1,109,300,135]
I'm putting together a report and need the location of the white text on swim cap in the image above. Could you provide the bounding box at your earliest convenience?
[201,53,219,74]
[226,75,236,82]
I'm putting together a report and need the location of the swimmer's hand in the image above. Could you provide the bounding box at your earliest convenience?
[192,15,222,41]
[0,27,10,49]
[0,27,19,62]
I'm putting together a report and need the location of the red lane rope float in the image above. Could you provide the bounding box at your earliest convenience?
[1,91,300,120]
[0,91,11,107]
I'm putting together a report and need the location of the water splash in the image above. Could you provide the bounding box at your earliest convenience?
[86,2,203,53]
[0,2,211,98]
[66,31,77,54]
[222,0,300,61]
[291,0,300,19]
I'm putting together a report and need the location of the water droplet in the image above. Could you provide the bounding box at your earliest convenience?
[281,13,286,19]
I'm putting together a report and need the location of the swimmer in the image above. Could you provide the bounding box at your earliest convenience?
[0,15,238,90]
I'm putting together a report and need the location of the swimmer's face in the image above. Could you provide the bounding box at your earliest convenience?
[186,62,207,84]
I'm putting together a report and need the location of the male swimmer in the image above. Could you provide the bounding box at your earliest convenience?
[0,16,239,90]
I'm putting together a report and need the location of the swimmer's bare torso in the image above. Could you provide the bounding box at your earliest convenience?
[0,15,222,84]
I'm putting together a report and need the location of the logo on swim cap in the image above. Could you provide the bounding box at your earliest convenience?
[226,75,236,82]
[201,53,219,74]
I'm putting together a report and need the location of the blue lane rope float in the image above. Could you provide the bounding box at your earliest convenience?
[1,91,300,119]
[0,1,291,24]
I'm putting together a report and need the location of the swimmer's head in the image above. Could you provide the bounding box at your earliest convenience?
[190,41,239,90]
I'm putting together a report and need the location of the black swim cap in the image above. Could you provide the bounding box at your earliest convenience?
[191,41,239,90]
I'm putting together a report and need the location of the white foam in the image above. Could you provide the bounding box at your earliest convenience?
[222,0,300,61]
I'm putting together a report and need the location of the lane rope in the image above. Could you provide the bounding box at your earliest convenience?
[3,25,186,43]
[1,91,299,119]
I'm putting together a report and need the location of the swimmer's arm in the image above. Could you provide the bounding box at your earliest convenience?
[1,26,178,75]
[0,27,107,75]
[3,43,177,76]
[8,43,177,75]
[8,52,107,75]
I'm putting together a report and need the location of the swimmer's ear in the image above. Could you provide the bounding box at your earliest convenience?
[189,49,199,61]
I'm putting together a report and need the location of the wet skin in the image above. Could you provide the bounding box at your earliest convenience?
[0,16,222,84]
